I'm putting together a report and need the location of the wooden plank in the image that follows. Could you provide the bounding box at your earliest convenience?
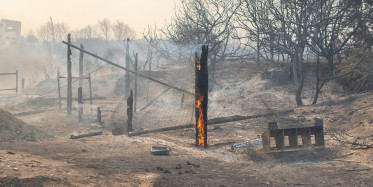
[58,76,90,79]
[274,129,285,150]
[70,131,102,139]
[286,128,298,148]
[128,109,294,136]
[300,128,311,147]
[262,129,270,152]
[0,73,17,75]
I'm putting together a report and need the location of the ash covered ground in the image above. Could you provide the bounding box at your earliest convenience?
[0,61,373,186]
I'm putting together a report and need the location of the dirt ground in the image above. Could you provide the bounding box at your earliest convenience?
[0,62,372,186]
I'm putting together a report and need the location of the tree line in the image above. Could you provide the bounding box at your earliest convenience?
[34,17,136,43]
[154,0,372,106]
[26,0,372,106]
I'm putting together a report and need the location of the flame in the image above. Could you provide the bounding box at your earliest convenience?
[195,95,204,147]
[196,57,201,71]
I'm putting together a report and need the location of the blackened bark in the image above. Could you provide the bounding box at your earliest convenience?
[195,45,209,148]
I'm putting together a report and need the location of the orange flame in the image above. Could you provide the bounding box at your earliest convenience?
[196,57,201,71]
[195,96,204,147]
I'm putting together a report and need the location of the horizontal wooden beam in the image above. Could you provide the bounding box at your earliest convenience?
[70,131,103,139]
[0,73,17,76]
[58,76,90,79]
[128,109,294,136]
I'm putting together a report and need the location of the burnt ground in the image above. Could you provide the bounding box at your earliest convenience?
[0,62,372,186]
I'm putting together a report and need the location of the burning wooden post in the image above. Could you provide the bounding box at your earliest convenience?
[66,34,72,116]
[78,87,83,122]
[127,89,134,132]
[195,45,208,148]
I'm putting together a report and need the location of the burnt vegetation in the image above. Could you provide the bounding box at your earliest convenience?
[1,0,373,186]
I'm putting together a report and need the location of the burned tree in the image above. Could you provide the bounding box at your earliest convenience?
[195,46,208,147]
[164,0,239,90]
[309,0,372,104]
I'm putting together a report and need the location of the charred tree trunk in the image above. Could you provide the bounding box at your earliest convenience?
[293,49,304,107]
[327,55,335,75]
[195,45,209,148]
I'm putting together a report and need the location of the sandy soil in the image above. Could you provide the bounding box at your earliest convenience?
[0,62,372,186]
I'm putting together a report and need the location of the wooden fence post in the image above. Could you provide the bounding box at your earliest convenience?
[21,77,25,90]
[134,53,138,113]
[57,70,61,110]
[127,89,134,132]
[79,44,84,88]
[15,70,18,95]
[97,107,101,124]
[67,34,72,116]
[195,45,209,148]
[180,93,184,109]
[125,38,130,98]
[147,56,151,101]
[78,87,83,122]
[88,73,93,113]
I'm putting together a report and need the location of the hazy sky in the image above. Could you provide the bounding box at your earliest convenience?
[0,0,176,36]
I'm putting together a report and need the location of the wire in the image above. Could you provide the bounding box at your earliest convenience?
[39,63,109,97]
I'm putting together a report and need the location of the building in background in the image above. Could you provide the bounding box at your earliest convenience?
[0,19,22,43]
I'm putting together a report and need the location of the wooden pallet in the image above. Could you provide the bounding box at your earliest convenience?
[262,118,324,153]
